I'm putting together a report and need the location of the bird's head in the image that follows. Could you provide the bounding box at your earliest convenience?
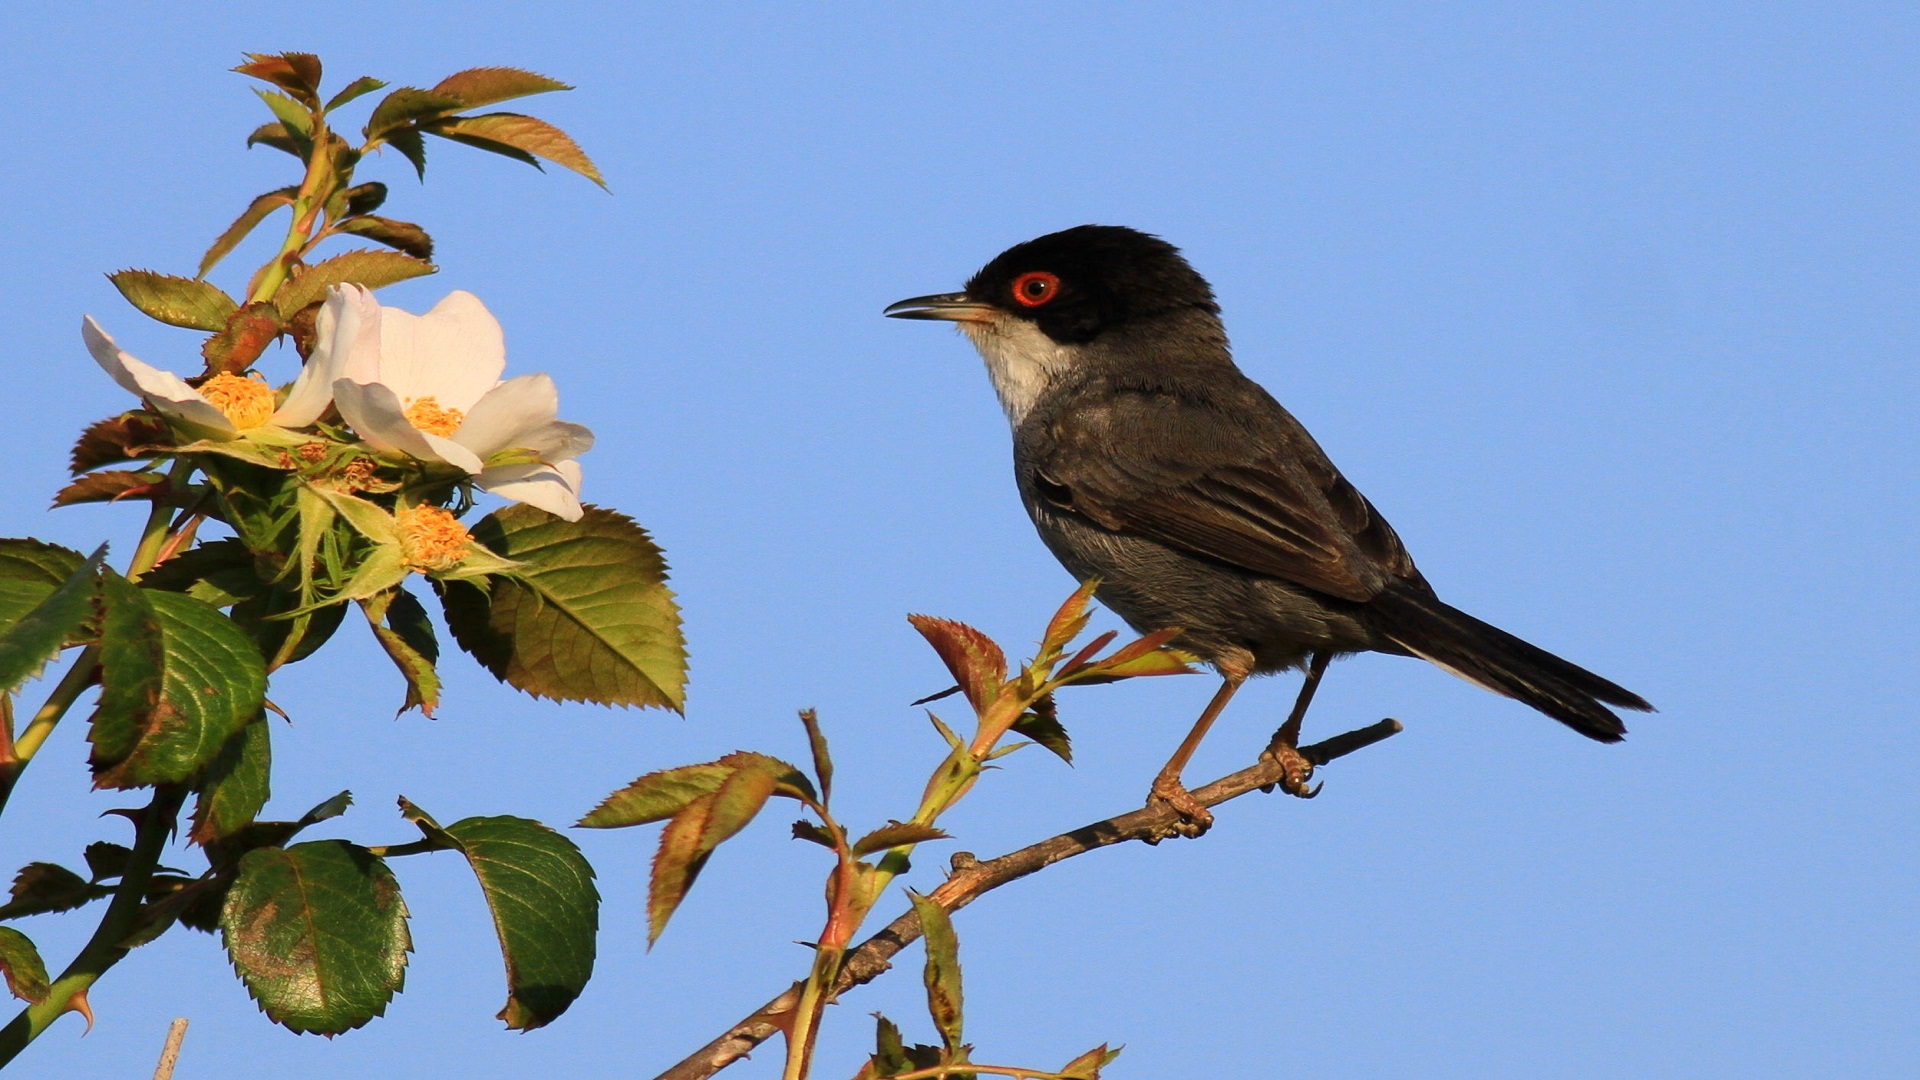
[886,225,1224,423]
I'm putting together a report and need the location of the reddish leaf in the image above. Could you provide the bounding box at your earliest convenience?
[1043,580,1101,654]
[335,216,433,260]
[422,113,605,186]
[50,469,169,509]
[907,615,1007,714]
[364,87,462,140]
[233,52,323,105]
[201,301,285,376]
[430,67,571,109]
[645,753,806,943]
[577,762,731,829]
[70,413,170,475]
[1056,629,1118,678]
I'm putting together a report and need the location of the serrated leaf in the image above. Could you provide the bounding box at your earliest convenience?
[422,113,605,186]
[431,67,571,109]
[850,823,950,858]
[235,52,323,106]
[646,753,790,943]
[325,76,387,113]
[0,927,49,1003]
[577,761,731,829]
[188,711,271,845]
[438,504,684,711]
[89,574,268,788]
[364,87,464,140]
[342,182,387,216]
[50,469,169,509]
[108,270,239,332]
[907,615,1007,715]
[791,820,836,848]
[221,840,410,1035]
[273,249,436,316]
[0,863,92,920]
[1010,696,1072,764]
[200,301,285,376]
[399,802,598,1030]
[799,708,833,806]
[335,215,433,260]
[83,842,132,881]
[199,188,296,278]
[385,127,427,179]
[1059,1043,1123,1079]
[1042,580,1101,655]
[70,413,170,474]
[245,122,306,159]
[252,88,314,138]
[0,541,101,694]
[908,892,964,1054]
[1056,630,1118,679]
[360,588,439,715]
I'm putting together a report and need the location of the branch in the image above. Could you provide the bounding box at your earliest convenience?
[653,718,1403,1080]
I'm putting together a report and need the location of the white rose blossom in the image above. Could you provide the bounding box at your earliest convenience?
[321,285,594,521]
[81,315,341,436]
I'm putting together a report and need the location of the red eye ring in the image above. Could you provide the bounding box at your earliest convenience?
[1011,271,1060,308]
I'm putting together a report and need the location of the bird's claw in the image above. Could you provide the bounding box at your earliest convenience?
[1259,740,1320,799]
[1146,774,1213,839]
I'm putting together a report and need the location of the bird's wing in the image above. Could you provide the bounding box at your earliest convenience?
[1033,383,1426,604]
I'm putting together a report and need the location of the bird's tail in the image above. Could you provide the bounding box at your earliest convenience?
[1367,587,1652,742]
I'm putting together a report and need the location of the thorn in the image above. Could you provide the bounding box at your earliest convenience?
[65,987,94,1033]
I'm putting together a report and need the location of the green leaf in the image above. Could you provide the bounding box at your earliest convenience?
[360,589,439,716]
[399,801,598,1030]
[107,269,239,331]
[0,863,93,921]
[221,840,410,1035]
[798,708,833,806]
[439,504,685,711]
[273,249,437,317]
[83,842,132,881]
[422,113,605,186]
[189,711,271,845]
[850,823,950,859]
[578,762,732,829]
[234,53,323,106]
[245,122,306,159]
[70,413,170,474]
[384,128,427,179]
[324,76,387,113]
[1059,1044,1123,1079]
[907,615,1006,715]
[908,892,964,1054]
[1010,695,1072,764]
[89,574,269,788]
[364,87,463,140]
[335,215,433,260]
[0,541,101,695]
[645,753,796,943]
[430,67,571,109]
[0,927,49,1004]
[198,187,297,278]
[50,469,169,509]
[252,88,314,138]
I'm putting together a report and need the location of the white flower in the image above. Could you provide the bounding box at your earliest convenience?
[81,316,341,437]
[322,286,594,521]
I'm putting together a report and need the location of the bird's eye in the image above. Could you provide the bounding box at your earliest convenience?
[1011,271,1060,308]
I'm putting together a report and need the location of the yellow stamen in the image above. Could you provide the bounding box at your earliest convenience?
[404,396,464,436]
[200,373,277,430]
[397,505,473,573]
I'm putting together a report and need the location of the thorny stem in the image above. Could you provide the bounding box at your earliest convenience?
[247,113,335,305]
[0,785,188,1067]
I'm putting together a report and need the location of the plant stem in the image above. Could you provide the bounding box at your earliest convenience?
[0,785,187,1067]
[247,115,333,306]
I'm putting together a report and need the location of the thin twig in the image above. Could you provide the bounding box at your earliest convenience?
[152,1018,189,1080]
[652,718,1403,1080]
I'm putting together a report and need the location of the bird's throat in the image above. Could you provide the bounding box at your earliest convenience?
[961,317,1075,426]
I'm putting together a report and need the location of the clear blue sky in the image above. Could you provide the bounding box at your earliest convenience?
[2,4,1914,1077]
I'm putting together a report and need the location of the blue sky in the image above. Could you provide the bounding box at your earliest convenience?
[1,4,1915,1077]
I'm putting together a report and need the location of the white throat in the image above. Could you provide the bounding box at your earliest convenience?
[960,317,1074,427]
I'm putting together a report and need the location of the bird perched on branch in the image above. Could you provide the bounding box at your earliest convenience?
[886,224,1650,833]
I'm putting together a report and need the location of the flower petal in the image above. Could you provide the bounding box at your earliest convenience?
[81,317,237,435]
[275,285,374,426]
[334,378,485,474]
[478,461,583,521]
[451,373,559,457]
[371,290,505,411]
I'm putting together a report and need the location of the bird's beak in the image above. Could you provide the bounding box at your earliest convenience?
[883,292,997,323]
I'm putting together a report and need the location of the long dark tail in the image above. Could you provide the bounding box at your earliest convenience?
[1367,587,1652,742]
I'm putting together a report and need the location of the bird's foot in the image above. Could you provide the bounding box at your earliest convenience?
[1146,774,1213,839]
[1258,739,1321,799]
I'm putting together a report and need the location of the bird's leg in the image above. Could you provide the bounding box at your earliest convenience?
[1148,672,1245,837]
[1261,652,1331,799]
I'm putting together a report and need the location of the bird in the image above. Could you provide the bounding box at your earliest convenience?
[885,224,1651,832]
